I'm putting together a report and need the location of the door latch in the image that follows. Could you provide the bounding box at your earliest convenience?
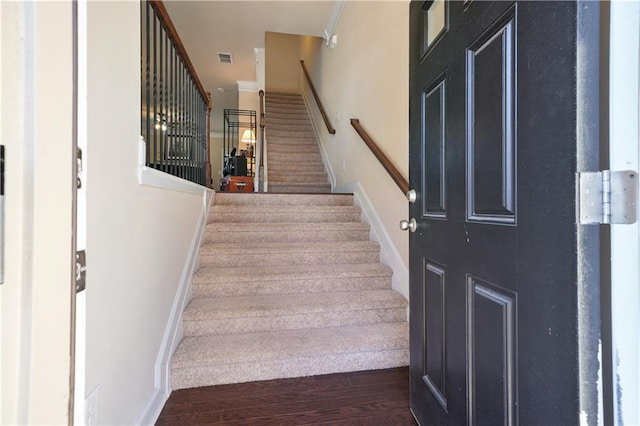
[76,147,83,189]
[76,250,86,293]
[578,170,638,224]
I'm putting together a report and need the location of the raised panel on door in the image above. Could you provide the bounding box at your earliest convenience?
[466,9,516,224]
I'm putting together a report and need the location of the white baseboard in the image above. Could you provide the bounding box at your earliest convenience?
[301,89,336,191]
[135,189,214,425]
[335,181,409,301]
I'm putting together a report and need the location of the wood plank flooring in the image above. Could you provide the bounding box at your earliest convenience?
[156,367,417,425]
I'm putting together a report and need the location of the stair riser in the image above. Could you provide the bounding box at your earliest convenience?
[268,168,326,175]
[204,229,369,243]
[266,111,308,118]
[269,185,332,193]
[183,309,406,337]
[192,276,392,298]
[268,145,320,153]
[213,193,353,206]
[268,171,327,179]
[268,133,315,139]
[209,211,360,223]
[200,250,379,268]
[171,350,409,389]
[268,161,324,169]
[267,142,318,150]
[267,119,311,127]
[269,178,329,185]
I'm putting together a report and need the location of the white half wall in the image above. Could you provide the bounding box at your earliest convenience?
[84,2,209,424]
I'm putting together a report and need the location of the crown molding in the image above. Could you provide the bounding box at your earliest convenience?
[237,80,258,92]
[323,1,346,43]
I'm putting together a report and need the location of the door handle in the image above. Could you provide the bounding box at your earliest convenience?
[406,189,417,203]
[400,218,417,232]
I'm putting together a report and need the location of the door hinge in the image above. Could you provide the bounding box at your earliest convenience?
[76,250,86,293]
[578,170,638,224]
[76,147,83,189]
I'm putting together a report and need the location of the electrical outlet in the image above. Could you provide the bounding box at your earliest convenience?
[342,160,346,172]
[84,385,100,426]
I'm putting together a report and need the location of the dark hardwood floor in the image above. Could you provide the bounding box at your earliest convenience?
[156,367,417,425]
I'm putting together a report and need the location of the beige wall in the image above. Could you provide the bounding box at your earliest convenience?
[85,2,205,424]
[266,32,302,94]
[300,1,410,275]
[238,89,258,153]
[1,2,74,424]
[210,134,224,188]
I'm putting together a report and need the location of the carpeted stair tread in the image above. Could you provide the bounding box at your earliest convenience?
[171,322,408,368]
[194,262,392,283]
[214,193,352,206]
[209,205,360,223]
[181,298,406,336]
[200,240,379,255]
[269,184,333,194]
[203,221,369,243]
[206,221,369,233]
[269,176,330,184]
[191,264,393,298]
[182,290,407,322]
[199,240,380,267]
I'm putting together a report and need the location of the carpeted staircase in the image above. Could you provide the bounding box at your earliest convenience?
[170,192,409,389]
[265,92,332,193]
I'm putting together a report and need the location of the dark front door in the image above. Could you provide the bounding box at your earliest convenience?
[408,1,603,424]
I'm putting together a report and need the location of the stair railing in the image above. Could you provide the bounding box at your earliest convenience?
[350,119,409,194]
[141,0,213,187]
[300,60,336,135]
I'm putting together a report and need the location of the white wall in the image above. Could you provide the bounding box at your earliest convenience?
[85,2,207,424]
[300,1,410,296]
[1,2,74,424]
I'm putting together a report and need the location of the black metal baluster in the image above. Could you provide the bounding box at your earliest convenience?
[145,2,151,166]
[169,41,175,178]
[152,12,159,169]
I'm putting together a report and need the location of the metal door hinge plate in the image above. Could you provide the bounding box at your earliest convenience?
[76,250,86,293]
[578,170,638,224]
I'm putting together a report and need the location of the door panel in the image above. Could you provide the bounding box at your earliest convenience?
[466,12,516,222]
[409,1,601,424]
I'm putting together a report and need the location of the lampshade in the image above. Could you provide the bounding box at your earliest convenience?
[241,129,256,144]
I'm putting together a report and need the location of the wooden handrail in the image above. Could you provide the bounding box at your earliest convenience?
[350,119,409,194]
[149,0,210,106]
[300,60,336,135]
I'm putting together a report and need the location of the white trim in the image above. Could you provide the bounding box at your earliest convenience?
[609,3,640,425]
[323,1,346,44]
[136,189,214,425]
[138,166,208,195]
[335,181,409,302]
[237,80,258,92]
[301,88,336,191]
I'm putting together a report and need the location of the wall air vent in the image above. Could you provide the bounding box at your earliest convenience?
[218,52,233,64]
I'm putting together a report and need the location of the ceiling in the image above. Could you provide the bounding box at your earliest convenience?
[163,1,335,133]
